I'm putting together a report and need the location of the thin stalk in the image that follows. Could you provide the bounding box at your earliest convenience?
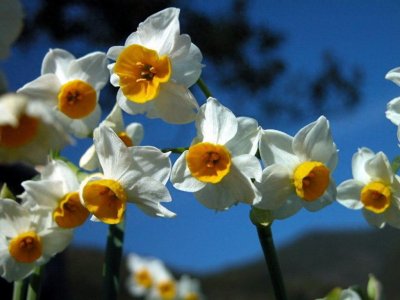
[12,280,25,300]
[256,224,288,300]
[102,218,126,300]
[196,78,213,98]
[26,265,44,300]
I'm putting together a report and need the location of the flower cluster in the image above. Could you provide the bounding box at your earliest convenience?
[126,253,204,300]
[1,2,400,299]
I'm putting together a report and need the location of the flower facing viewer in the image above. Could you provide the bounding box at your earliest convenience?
[171,97,261,210]
[18,48,109,137]
[107,7,203,124]
[255,116,338,219]
[80,125,174,224]
[0,199,72,282]
[337,148,400,228]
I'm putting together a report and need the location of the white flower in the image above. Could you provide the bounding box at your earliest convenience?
[177,275,205,300]
[146,263,176,300]
[0,93,70,165]
[0,199,72,282]
[0,0,23,59]
[17,48,109,137]
[126,253,175,299]
[79,125,174,224]
[20,160,89,229]
[337,148,400,229]
[171,97,262,210]
[255,116,338,219]
[79,104,144,170]
[107,7,203,124]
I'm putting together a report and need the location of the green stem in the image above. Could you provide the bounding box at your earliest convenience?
[161,147,188,154]
[102,218,125,300]
[196,77,213,98]
[26,265,44,300]
[256,224,288,300]
[12,280,25,300]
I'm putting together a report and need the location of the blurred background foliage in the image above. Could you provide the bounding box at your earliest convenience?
[19,0,363,120]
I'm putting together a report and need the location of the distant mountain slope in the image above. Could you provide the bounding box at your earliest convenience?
[2,227,399,299]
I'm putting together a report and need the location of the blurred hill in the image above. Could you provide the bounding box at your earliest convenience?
[3,226,400,299]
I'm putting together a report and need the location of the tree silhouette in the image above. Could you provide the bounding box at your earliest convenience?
[19,0,363,120]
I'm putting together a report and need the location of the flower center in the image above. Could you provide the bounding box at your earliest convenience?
[82,179,127,224]
[53,192,90,228]
[186,142,232,184]
[361,181,391,213]
[0,114,39,148]
[158,280,176,300]
[114,44,171,104]
[9,231,42,263]
[135,268,153,288]
[184,293,200,300]
[118,131,133,147]
[293,161,330,201]
[58,79,97,119]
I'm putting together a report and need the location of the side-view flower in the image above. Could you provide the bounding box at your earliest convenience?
[107,7,203,124]
[337,147,400,228]
[254,116,338,219]
[79,125,175,224]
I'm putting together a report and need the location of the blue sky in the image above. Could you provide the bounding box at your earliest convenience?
[2,1,400,274]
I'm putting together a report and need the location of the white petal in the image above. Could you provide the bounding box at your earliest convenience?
[351,147,375,183]
[93,125,134,179]
[384,202,400,229]
[126,123,144,145]
[194,165,260,210]
[117,89,151,115]
[67,51,109,90]
[0,199,30,237]
[41,160,79,191]
[102,103,124,132]
[17,74,61,105]
[336,179,364,209]
[170,34,203,87]
[41,48,75,82]
[293,116,338,168]
[151,82,198,124]
[363,209,386,228]
[137,7,180,55]
[124,32,141,47]
[232,154,262,181]
[41,228,73,259]
[226,117,261,156]
[259,129,298,168]
[196,97,237,144]
[254,164,293,210]
[129,146,171,184]
[385,66,400,86]
[79,144,100,171]
[0,252,36,282]
[170,151,206,192]
[128,177,175,218]
[107,45,124,61]
[271,194,303,219]
[20,180,63,209]
[365,152,393,184]
[386,97,400,126]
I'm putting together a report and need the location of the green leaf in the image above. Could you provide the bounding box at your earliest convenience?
[391,155,400,173]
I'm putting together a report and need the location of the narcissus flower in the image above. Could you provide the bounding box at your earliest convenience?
[0,199,72,282]
[126,253,172,298]
[177,275,205,300]
[255,116,338,219]
[0,93,70,165]
[171,97,262,210]
[79,104,144,170]
[20,160,89,229]
[337,148,400,228]
[107,7,203,124]
[80,125,174,224]
[17,48,109,137]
